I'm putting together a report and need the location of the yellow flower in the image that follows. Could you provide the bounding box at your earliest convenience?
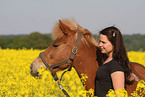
[131,80,145,97]
[0,49,145,96]
[106,89,128,97]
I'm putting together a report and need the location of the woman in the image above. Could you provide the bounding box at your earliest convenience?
[95,26,132,97]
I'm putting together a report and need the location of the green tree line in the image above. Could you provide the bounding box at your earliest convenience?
[0,32,53,49]
[0,32,145,51]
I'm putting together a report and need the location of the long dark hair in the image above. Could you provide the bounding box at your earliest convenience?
[98,26,131,80]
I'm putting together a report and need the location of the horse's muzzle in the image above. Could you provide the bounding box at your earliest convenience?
[30,63,42,78]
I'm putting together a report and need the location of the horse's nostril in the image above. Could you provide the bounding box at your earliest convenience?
[30,70,33,75]
[30,64,33,76]
[30,63,33,70]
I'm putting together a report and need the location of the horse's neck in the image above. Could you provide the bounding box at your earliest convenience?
[73,45,98,90]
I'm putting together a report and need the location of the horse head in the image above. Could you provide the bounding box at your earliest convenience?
[30,19,98,89]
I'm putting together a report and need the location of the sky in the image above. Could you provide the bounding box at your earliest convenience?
[0,0,145,35]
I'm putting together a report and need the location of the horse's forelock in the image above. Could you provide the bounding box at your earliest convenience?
[52,19,77,40]
[51,19,98,47]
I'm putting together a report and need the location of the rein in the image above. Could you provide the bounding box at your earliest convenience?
[39,30,82,97]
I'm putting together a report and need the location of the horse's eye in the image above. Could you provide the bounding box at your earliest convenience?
[53,44,59,47]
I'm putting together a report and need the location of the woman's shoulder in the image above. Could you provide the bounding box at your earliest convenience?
[105,59,119,66]
[111,59,120,65]
[107,59,124,73]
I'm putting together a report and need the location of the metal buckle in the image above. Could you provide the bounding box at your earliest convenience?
[72,47,78,55]
[66,58,72,64]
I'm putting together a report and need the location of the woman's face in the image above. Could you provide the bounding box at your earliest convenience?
[99,34,114,56]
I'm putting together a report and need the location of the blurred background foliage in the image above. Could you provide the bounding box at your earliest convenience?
[0,32,145,51]
[0,32,53,49]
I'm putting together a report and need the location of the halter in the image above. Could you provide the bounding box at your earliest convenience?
[39,29,82,97]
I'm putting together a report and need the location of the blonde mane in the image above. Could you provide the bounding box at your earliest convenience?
[52,19,77,40]
[52,19,98,47]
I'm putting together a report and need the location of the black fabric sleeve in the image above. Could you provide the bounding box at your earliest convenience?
[109,60,124,74]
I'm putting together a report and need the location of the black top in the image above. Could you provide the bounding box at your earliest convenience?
[94,59,124,97]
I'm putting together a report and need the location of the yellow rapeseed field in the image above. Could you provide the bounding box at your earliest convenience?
[0,49,145,97]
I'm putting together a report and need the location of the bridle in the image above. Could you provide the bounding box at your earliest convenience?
[39,28,82,97]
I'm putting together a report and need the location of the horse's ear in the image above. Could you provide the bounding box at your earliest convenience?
[83,29,91,35]
[59,20,72,35]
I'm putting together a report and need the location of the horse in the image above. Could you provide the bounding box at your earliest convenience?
[30,19,145,96]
